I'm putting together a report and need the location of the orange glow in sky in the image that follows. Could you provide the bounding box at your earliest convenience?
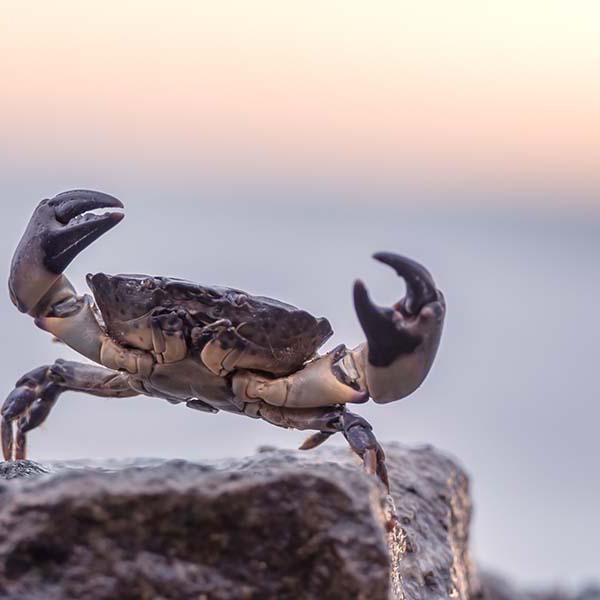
[1,2,599,197]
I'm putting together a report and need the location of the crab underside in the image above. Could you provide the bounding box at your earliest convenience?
[3,191,445,495]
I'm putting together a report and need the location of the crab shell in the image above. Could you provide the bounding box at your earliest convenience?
[87,272,333,377]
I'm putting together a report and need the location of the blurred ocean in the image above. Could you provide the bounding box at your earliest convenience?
[0,185,598,587]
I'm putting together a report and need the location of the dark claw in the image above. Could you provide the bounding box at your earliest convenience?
[353,252,442,368]
[372,252,437,315]
[52,190,123,224]
[44,190,124,274]
[9,191,125,314]
[43,213,123,274]
[353,280,420,367]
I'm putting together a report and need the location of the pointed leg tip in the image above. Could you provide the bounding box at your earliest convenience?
[372,251,389,262]
[372,251,415,272]
[372,251,403,267]
[299,431,334,451]
[109,211,125,224]
[1,418,14,462]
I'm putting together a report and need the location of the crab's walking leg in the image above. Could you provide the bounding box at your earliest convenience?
[9,191,153,376]
[1,360,139,461]
[245,402,389,491]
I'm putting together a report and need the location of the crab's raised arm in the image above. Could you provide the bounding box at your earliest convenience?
[9,191,123,315]
[353,252,445,404]
[8,191,150,373]
[233,252,445,411]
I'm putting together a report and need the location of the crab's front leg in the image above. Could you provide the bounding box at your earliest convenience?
[9,191,152,376]
[1,360,139,460]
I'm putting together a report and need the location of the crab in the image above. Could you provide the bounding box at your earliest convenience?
[3,191,445,490]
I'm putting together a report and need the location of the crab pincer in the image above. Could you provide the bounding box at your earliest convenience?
[9,190,124,315]
[353,252,445,404]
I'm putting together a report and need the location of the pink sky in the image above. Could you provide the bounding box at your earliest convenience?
[1,2,599,206]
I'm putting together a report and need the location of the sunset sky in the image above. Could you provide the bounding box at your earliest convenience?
[1,1,599,211]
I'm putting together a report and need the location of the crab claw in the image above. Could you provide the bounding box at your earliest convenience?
[354,252,445,404]
[9,190,123,315]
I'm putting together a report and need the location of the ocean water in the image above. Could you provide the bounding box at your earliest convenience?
[0,188,598,587]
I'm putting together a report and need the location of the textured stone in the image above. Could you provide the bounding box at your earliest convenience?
[0,444,479,599]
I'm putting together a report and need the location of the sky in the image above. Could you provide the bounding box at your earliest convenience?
[0,1,599,589]
[1,1,599,207]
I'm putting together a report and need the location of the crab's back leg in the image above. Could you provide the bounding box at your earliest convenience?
[243,401,390,491]
[1,360,140,461]
[9,192,154,376]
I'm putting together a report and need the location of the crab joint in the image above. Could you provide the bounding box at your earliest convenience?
[232,344,368,408]
[100,338,154,378]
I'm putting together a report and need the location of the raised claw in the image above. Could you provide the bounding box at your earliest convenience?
[9,190,123,314]
[43,190,124,275]
[372,252,438,316]
[353,280,421,367]
[354,252,445,404]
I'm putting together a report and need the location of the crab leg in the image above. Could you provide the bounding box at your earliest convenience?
[1,360,138,460]
[231,343,369,409]
[9,191,153,375]
[244,402,390,490]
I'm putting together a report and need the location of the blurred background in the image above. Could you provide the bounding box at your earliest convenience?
[0,1,598,588]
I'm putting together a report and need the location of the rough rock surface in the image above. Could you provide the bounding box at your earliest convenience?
[0,443,478,599]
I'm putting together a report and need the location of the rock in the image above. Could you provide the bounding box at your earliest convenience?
[0,460,48,479]
[0,444,479,599]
